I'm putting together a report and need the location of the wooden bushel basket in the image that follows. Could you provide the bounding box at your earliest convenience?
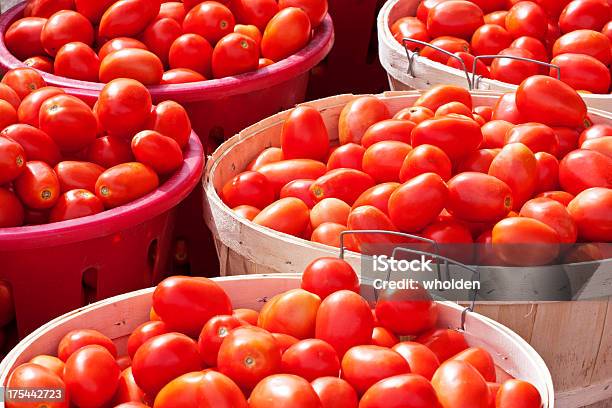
[0,274,554,407]
[203,91,612,407]
[377,0,612,112]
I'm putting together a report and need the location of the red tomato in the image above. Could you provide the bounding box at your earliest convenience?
[310,222,354,248]
[505,1,548,39]
[516,75,587,128]
[98,37,148,60]
[559,149,612,194]
[169,34,213,77]
[235,24,263,48]
[161,68,206,84]
[100,48,164,85]
[482,121,514,149]
[270,333,299,354]
[491,93,524,124]
[341,345,410,395]
[536,190,575,206]
[471,24,513,55]
[393,341,440,380]
[1,67,46,99]
[39,94,96,153]
[113,367,145,405]
[152,275,232,336]
[75,0,116,23]
[400,144,452,182]
[278,0,328,27]
[280,179,317,208]
[553,29,612,65]
[282,339,340,381]
[432,360,489,408]
[249,374,321,408]
[0,188,24,227]
[40,10,94,56]
[492,217,560,265]
[16,86,63,127]
[261,7,311,61]
[452,347,496,382]
[253,197,310,235]
[258,289,321,339]
[559,0,611,32]
[281,106,329,161]
[315,290,374,357]
[0,83,21,111]
[0,137,25,184]
[447,172,513,223]
[579,124,612,145]
[310,198,350,227]
[258,57,275,68]
[310,168,375,205]
[347,205,406,250]
[457,148,499,173]
[362,141,412,183]
[553,127,580,158]
[359,374,440,408]
[417,0,451,22]
[234,0,280,31]
[567,187,612,241]
[510,36,548,62]
[447,52,491,78]
[198,315,248,366]
[97,79,152,138]
[371,327,400,347]
[490,47,540,85]
[24,56,54,75]
[506,123,559,155]
[233,308,259,325]
[98,0,160,40]
[183,2,235,44]
[49,189,104,222]
[361,120,414,148]
[248,147,284,171]
[234,204,261,220]
[131,333,201,396]
[603,20,612,42]
[394,106,434,123]
[352,182,400,214]
[158,2,187,23]
[376,285,438,336]
[53,42,100,82]
[212,33,259,78]
[258,159,326,193]
[415,85,473,112]
[392,17,431,49]
[146,100,191,149]
[411,115,482,162]
[533,151,559,193]
[582,136,612,157]
[57,329,117,361]
[95,162,159,208]
[217,326,282,392]
[496,379,542,408]
[489,143,537,210]
[142,18,182,65]
[29,355,65,379]
[301,257,359,299]
[551,53,611,94]
[24,0,74,18]
[0,100,17,132]
[126,320,170,360]
[435,101,474,118]
[420,36,470,64]
[520,197,577,243]
[6,363,68,408]
[154,370,248,408]
[427,0,484,39]
[416,328,468,362]
[5,17,46,60]
[131,130,183,175]
[339,96,390,145]
[87,135,134,168]
[326,143,364,171]
[311,377,358,408]
[15,161,60,209]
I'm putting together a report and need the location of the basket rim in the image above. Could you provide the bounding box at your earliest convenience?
[0,131,204,248]
[0,2,335,102]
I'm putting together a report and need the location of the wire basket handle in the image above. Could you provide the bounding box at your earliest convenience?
[472,54,561,89]
[402,38,473,90]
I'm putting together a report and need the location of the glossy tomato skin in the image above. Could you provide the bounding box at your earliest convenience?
[392,16,431,49]
[511,36,548,61]
[376,286,438,336]
[282,339,340,381]
[415,85,472,111]
[359,374,440,408]
[505,1,548,40]
[258,159,326,194]
[39,94,96,153]
[582,136,612,157]
[24,57,53,74]
[341,345,410,395]
[310,168,376,205]
[457,148,499,173]
[132,333,202,396]
[400,144,452,182]
[234,0,280,31]
[100,48,164,85]
[5,17,46,60]
[347,205,406,250]
[41,10,94,56]
[112,367,144,405]
[235,24,263,48]
[310,222,353,248]
[394,106,434,123]
[198,315,248,366]
[0,100,17,131]
[0,83,21,111]
[131,130,183,175]
[427,0,484,39]
[388,172,448,232]
[75,0,116,24]
[327,143,365,171]
[516,75,587,128]
[253,197,311,236]
[452,347,496,382]
[146,101,192,149]
[447,172,513,223]
[6,363,68,408]
[57,329,117,361]
[491,93,524,124]
[551,53,611,94]
[559,149,612,194]
[54,161,104,193]
[280,179,317,208]
[49,189,104,222]
[315,290,374,357]
[488,143,537,210]
[301,257,360,299]
[161,68,206,84]
[559,0,611,32]
[0,137,26,184]
[64,345,121,408]
[447,52,491,78]
[98,37,148,60]
[371,327,400,347]
[420,36,471,64]
[249,374,321,408]
[98,0,160,40]
[310,198,350,227]
[471,24,513,55]
[492,217,560,265]
[141,18,182,66]
[490,47,540,85]
[536,190,575,206]
[393,341,440,380]
[506,123,559,155]
[217,326,282,392]
[1,67,46,99]
[168,34,213,78]
[212,33,259,78]
[258,289,321,339]
[278,0,328,27]
[152,276,232,336]
[248,147,284,171]
[86,135,134,168]
[154,370,248,408]
[183,2,235,44]
[481,120,513,148]
[281,106,329,161]
[520,197,577,243]
[432,360,490,408]
[553,29,612,65]
[416,328,468,362]
[362,141,412,183]
[532,152,559,193]
[496,379,542,408]
[339,96,390,145]
[29,355,65,379]
[352,182,400,214]
[97,79,152,138]
[567,187,612,241]
[411,115,482,162]
[311,377,358,408]
[54,42,100,82]
[234,308,259,325]
[361,120,415,148]
[95,162,159,208]
[553,127,581,158]
[17,86,65,128]
[261,7,311,61]
[127,320,170,360]
[579,124,612,145]
[15,160,60,209]
[0,188,24,227]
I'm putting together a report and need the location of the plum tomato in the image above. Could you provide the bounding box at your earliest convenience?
[371,327,400,347]
[127,320,170,360]
[447,172,513,223]
[57,329,117,361]
[326,143,366,171]
[253,197,311,236]
[420,36,471,64]
[426,0,484,39]
[98,37,148,60]
[112,367,145,405]
[456,148,499,173]
[471,24,513,56]
[393,106,434,124]
[361,120,415,148]
[416,328,468,362]
[451,347,496,382]
[257,159,326,194]
[552,29,612,66]
[519,197,577,243]
[281,339,340,381]
[0,137,26,184]
[249,374,321,408]
[16,86,65,128]
[161,69,206,84]
[411,115,482,162]
[258,289,321,339]
[233,308,259,325]
[311,377,358,408]
[510,36,548,62]
[431,360,490,408]
[490,47,540,85]
[536,190,575,206]
[506,123,559,155]
[146,100,192,149]
[579,124,612,145]
[301,257,360,299]
[488,143,537,210]
[310,198,350,227]
[49,189,104,222]
[278,0,328,27]
[53,42,100,82]
[281,106,329,161]
[4,17,47,60]
[233,0,280,31]
[582,136,612,157]
[38,94,96,153]
[280,179,317,208]
[1,67,46,100]
[29,355,65,379]
[341,345,410,395]
[183,2,235,44]
[399,144,452,182]
[338,96,390,145]
[54,161,104,193]
[0,100,17,132]
[131,130,183,175]
[347,205,405,250]
[496,379,542,408]
[359,374,440,408]
[6,363,67,408]
[310,222,354,248]
[98,0,161,41]
[352,182,400,214]
[248,147,284,171]
[492,217,560,265]
[234,24,263,48]
[559,149,612,194]
[15,161,60,209]
[392,16,431,49]
[534,152,560,192]
[362,141,412,183]
[169,34,213,77]
[212,33,259,78]
[491,93,524,124]
[551,53,611,94]
[95,162,159,208]
[392,342,440,380]
[447,52,491,78]
[310,168,376,205]
[261,7,311,61]
[0,188,24,227]
[40,10,94,56]
[75,0,116,24]
[96,79,152,138]
[414,84,472,111]
[559,0,611,32]
[198,315,248,366]
[505,1,548,40]
[141,18,182,66]
[86,135,134,168]
[233,205,261,220]
[567,187,612,241]
[100,48,164,85]
[375,285,438,336]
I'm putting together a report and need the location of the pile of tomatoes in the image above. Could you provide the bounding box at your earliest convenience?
[391,0,612,93]
[4,0,327,85]
[0,67,192,228]
[221,76,612,266]
[5,257,543,407]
